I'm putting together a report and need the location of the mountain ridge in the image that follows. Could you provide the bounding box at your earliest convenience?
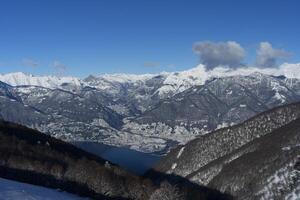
[0,64,300,153]
[2,63,300,94]
[151,101,300,199]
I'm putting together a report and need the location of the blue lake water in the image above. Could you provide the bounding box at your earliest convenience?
[73,142,162,175]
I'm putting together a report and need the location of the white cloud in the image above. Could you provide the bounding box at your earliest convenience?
[143,62,160,68]
[50,60,67,76]
[256,42,290,68]
[208,63,300,79]
[193,41,245,70]
[22,58,39,68]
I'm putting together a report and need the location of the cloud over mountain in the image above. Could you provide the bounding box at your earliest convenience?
[256,42,290,68]
[22,58,39,68]
[143,61,160,68]
[193,41,245,70]
[50,60,67,76]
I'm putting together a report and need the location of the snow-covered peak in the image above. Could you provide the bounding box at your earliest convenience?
[1,63,299,95]
[0,72,83,88]
[83,72,163,91]
[99,73,158,83]
[156,63,300,96]
[157,65,208,96]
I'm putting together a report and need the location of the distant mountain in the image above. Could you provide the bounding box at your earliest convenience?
[2,63,300,94]
[0,120,232,200]
[152,102,300,199]
[0,72,83,89]
[0,64,300,153]
[127,73,300,147]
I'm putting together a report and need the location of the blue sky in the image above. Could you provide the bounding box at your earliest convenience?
[0,0,299,77]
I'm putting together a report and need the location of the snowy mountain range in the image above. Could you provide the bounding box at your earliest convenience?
[0,63,300,153]
[2,63,300,93]
[0,72,83,89]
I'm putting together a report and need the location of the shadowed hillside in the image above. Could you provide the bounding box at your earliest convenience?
[0,120,232,200]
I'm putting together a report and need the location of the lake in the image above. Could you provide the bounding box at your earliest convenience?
[73,142,162,175]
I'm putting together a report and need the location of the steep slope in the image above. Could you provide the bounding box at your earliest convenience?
[84,73,166,113]
[0,81,49,126]
[152,102,300,199]
[135,73,300,128]
[124,74,300,150]
[0,120,232,200]
[208,119,300,199]
[0,81,20,101]
[2,84,124,142]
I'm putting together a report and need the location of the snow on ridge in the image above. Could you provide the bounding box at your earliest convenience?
[156,63,300,96]
[99,73,161,83]
[1,63,299,92]
[157,65,208,95]
[0,72,82,88]
[85,62,300,86]
[207,62,300,79]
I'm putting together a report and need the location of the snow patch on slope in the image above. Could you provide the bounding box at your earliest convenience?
[256,160,300,200]
[0,178,86,200]
[177,147,185,159]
